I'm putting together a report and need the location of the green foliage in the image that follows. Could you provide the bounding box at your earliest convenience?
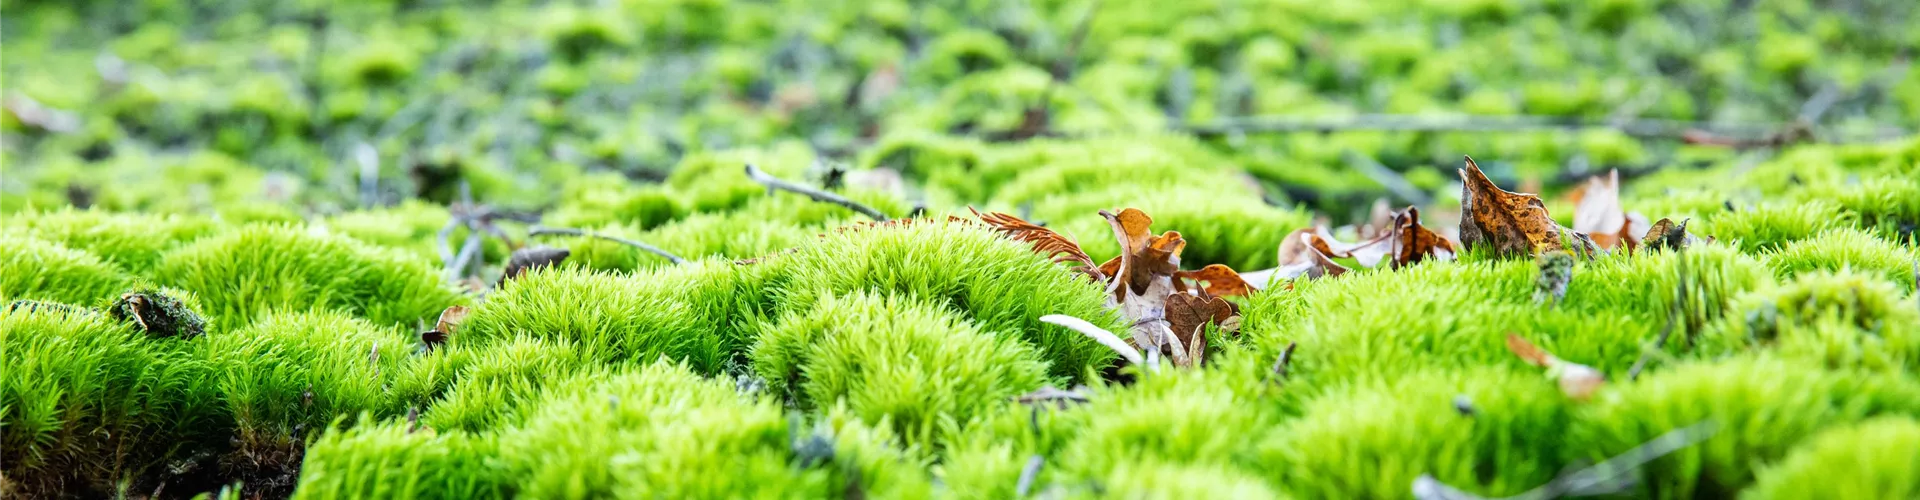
[200,311,415,446]
[292,422,506,500]
[1,307,218,496]
[154,225,464,327]
[459,264,744,373]
[1702,201,1849,253]
[1766,228,1919,293]
[422,336,593,432]
[1746,416,1920,500]
[0,234,134,306]
[2,209,222,272]
[752,292,1050,445]
[772,221,1123,380]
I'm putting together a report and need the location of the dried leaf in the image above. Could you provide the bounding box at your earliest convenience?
[1572,169,1653,251]
[1641,217,1697,252]
[1273,229,1351,280]
[500,246,571,283]
[1504,333,1605,400]
[972,207,1105,281]
[1388,206,1457,268]
[1358,198,1395,240]
[1101,208,1184,300]
[1165,292,1238,367]
[419,305,469,352]
[1458,156,1588,258]
[1173,264,1254,298]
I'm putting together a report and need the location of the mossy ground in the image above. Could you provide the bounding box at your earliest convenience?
[4,0,1919,498]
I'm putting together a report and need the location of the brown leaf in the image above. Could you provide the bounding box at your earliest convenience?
[1505,333,1605,400]
[1165,292,1238,368]
[1571,170,1652,251]
[419,305,469,353]
[1101,208,1185,300]
[972,207,1106,281]
[1641,217,1697,252]
[1458,156,1585,258]
[1273,228,1351,280]
[1388,206,1457,268]
[1358,198,1395,240]
[1174,264,1254,298]
[500,247,571,284]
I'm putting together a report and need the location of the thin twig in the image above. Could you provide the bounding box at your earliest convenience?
[528,226,687,265]
[1015,455,1045,497]
[1265,342,1298,385]
[744,164,890,221]
[1173,114,1907,143]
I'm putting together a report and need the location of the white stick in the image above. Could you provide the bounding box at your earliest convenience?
[1041,314,1148,369]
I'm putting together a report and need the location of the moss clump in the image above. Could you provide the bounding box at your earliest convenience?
[1259,368,1573,498]
[1716,270,1920,373]
[2,208,221,272]
[154,225,464,327]
[752,292,1050,445]
[1702,201,1849,253]
[108,287,209,339]
[0,235,135,306]
[292,422,506,500]
[1568,356,1920,499]
[492,362,905,497]
[459,263,747,373]
[1,306,218,497]
[1766,228,1919,293]
[1746,416,1920,500]
[421,336,592,433]
[772,221,1122,380]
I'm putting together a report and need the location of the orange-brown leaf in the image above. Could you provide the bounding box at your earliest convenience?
[1165,292,1237,367]
[1642,217,1696,252]
[1505,333,1554,368]
[1273,228,1351,280]
[1459,156,1581,258]
[1101,208,1185,300]
[1389,206,1456,268]
[1175,264,1254,298]
[1570,169,1651,251]
[971,207,1105,281]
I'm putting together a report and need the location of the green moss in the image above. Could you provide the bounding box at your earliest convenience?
[1,307,218,496]
[1714,270,1920,373]
[458,264,746,373]
[201,311,415,448]
[752,292,1049,445]
[324,201,506,266]
[1746,416,1920,500]
[1260,367,1573,498]
[1035,187,1311,270]
[0,234,134,306]
[422,336,592,432]
[1568,355,1920,499]
[292,422,506,500]
[1702,201,1849,253]
[154,225,464,327]
[1766,228,1918,293]
[2,209,222,272]
[772,221,1122,380]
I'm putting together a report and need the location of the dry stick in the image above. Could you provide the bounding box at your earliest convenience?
[1174,114,1908,143]
[1413,421,1719,500]
[1015,455,1046,497]
[744,164,890,222]
[1265,342,1299,385]
[527,226,687,265]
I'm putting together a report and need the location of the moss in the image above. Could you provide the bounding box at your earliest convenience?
[1765,228,1918,293]
[108,287,210,339]
[1713,270,1920,373]
[2,208,222,272]
[154,225,465,327]
[458,264,743,373]
[292,422,506,500]
[1,306,218,496]
[200,311,414,451]
[1034,186,1311,270]
[422,336,592,433]
[0,234,135,306]
[1568,355,1920,499]
[324,201,507,266]
[752,292,1050,445]
[1702,201,1849,253]
[772,221,1122,380]
[1746,416,1920,500]
[1259,367,1573,498]
[491,362,847,497]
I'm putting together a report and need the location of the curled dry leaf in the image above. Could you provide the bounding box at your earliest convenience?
[419,305,470,352]
[972,207,1106,282]
[1173,264,1254,298]
[500,246,571,284]
[1504,333,1605,400]
[1641,217,1698,252]
[1094,208,1192,366]
[1387,206,1457,268]
[1571,169,1650,251]
[1273,228,1351,280]
[1164,292,1239,367]
[1458,156,1591,258]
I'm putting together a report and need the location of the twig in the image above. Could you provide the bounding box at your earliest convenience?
[1040,314,1148,370]
[1413,421,1719,500]
[1015,455,1045,497]
[528,226,686,265]
[1265,342,1298,385]
[744,164,890,221]
[1174,114,1907,143]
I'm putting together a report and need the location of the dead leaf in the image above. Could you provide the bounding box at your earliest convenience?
[1641,217,1697,252]
[1505,333,1604,400]
[1571,170,1652,251]
[1273,228,1351,280]
[419,305,469,352]
[1164,293,1238,367]
[500,247,570,283]
[1173,264,1253,298]
[973,207,1106,282]
[1358,198,1395,240]
[1387,206,1457,268]
[1095,208,1191,366]
[1458,156,1589,258]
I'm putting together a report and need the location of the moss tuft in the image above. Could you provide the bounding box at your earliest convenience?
[1746,416,1920,500]
[292,421,506,500]
[154,225,464,327]
[0,234,135,306]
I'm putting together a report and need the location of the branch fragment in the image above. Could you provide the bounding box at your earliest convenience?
[745,163,890,222]
[529,226,686,265]
[1041,314,1149,370]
